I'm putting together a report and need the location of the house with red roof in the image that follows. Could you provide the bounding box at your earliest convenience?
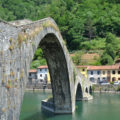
[87,65,120,84]
[37,65,50,84]
[28,69,37,84]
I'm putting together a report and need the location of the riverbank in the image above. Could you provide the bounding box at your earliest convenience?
[25,84,120,93]
[94,91,120,93]
[93,84,120,93]
[25,88,52,92]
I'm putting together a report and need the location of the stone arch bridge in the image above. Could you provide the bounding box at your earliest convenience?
[0,17,92,120]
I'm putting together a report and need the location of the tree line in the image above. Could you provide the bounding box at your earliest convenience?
[0,0,120,67]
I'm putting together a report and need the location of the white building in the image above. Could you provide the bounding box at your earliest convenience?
[28,69,37,84]
[37,65,49,83]
[87,66,101,84]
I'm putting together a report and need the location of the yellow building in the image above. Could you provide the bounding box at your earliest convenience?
[88,65,120,83]
[100,65,120,82]
[77,65,88,78]
[47,71,51,83]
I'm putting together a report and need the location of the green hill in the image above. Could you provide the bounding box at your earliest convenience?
[0,0,120,67]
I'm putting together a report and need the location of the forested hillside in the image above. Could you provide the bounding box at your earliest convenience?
[0,0,120,67]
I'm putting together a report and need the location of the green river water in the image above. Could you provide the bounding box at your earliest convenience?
[20,91,120,120]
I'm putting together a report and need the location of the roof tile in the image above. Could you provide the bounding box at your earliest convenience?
[29,69,37,73]
[38,65,48,69]
[87,65,120,70]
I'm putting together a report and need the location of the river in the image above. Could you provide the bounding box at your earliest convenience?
[20,91,120,120]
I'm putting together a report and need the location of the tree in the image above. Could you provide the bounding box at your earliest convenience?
[100,53,113,65]
[84,17,96,40]
[71,51,83,65]
[105,33,119,60]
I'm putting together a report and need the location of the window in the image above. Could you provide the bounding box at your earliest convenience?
[102,77,106,80]
[102,77,107,83]
[103,71,105,75]
[82,69,85,71]
[91,71,93,75]
[44,74,48,81]
[90,77,94,82]
[17,68,19,72]
[102,77,107,82]
[107,71,110,74]
[40,79,43,82]
[112,70,115,74]
[45,68,47,71]
[40,69,42,71]
[40,74,42,77]
[97,78,100,83]
[112,77,116,82]
[97,71,100,75]
[118,71,120,74]
[29,73,31,76]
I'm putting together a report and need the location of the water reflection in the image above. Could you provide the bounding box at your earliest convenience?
[23,111,54,120]
[72,101,83,120]
[20,92,120,120]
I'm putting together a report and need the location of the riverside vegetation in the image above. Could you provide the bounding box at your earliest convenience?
[0,0,120,68]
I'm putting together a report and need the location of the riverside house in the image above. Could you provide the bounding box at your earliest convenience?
[28,69,37,84]
[28,66,50,84]
[37,65,50,84]
[87,65,120,84]
[77,65,120,84]
[27,66,51,89]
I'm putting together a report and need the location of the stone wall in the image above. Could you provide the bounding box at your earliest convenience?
[0,17,92,120]
[26,82,51,89]
[93,84,120,92]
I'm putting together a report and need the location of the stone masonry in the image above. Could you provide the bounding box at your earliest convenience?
[0,17,92,120]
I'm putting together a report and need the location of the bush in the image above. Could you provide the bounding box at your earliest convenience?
[110,81,114,85]
[116,86,120,91]
[92,85,95,91]
[100,53,113,65]
[71,51,83,65]
[80,38,105,50]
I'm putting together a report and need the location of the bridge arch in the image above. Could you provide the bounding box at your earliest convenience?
[85,87,88,93]
[0,18,92,120]
[89,86,92,94]
[75,83,83,101]
[39,33,72,113]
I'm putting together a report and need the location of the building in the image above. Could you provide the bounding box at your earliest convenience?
[37,65,50,84]
[87,65,120,84]
[87,66,103,84]
[28,69,37,84]
[27,66,51,89]
[28,64,120,86]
